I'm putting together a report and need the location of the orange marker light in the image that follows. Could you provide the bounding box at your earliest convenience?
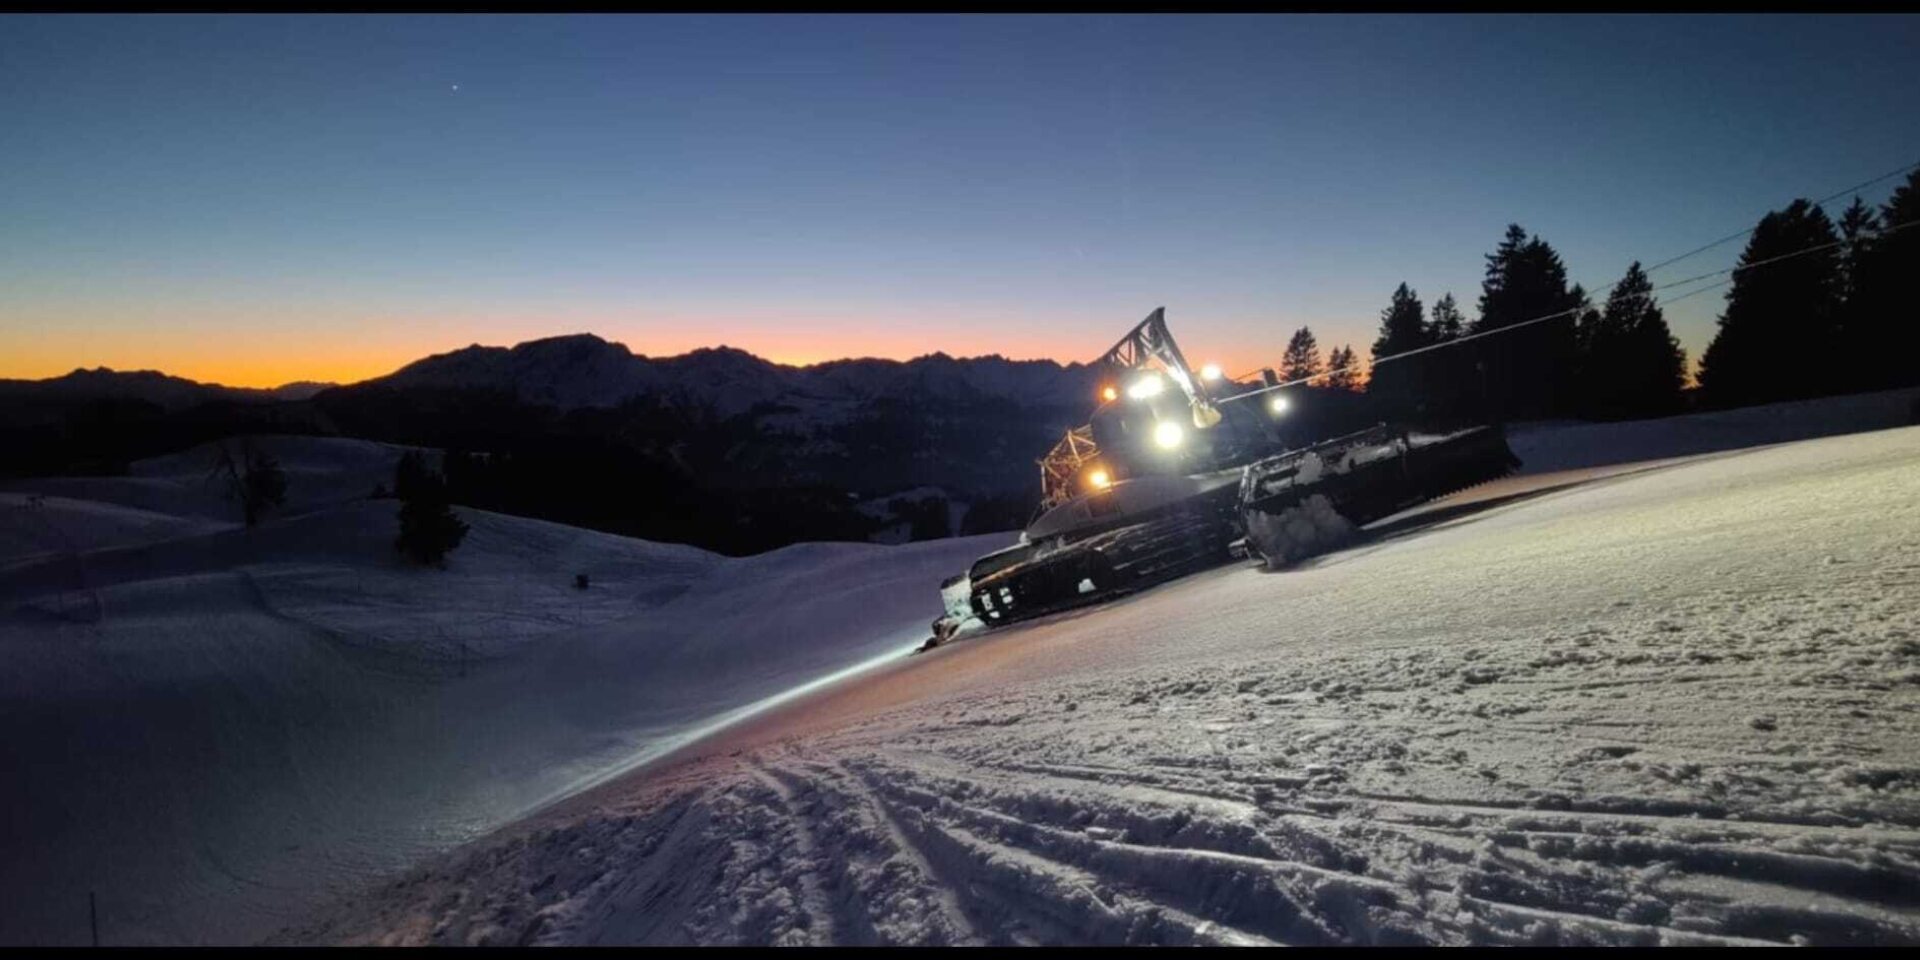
[1100,385,1118,402]
[1086,468,1112,490]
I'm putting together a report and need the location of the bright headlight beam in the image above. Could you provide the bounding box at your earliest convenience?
[1126,373,1165,400]
[1153,421,1184,449]
[1269,395,1290,415]
[1200,363,1222,381]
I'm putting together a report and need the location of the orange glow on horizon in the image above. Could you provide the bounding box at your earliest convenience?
[0,340,426,391]
[0,307,1319,390]
[1,327,1113,390]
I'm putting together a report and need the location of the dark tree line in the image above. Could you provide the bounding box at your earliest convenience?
[1254,326,1373,445]
[1276,326,1366,392]
[1368,237,1685,425]
[1700,172,1920,405]
[1359,166,1920,424]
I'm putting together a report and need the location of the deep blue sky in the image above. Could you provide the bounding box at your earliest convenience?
[4,14,1918,385]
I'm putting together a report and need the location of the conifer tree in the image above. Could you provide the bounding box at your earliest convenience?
[394,452,469,566]
[1880,166,1920,252]
[1580,262,1685,418]
[1570,283,1600,363]
[1880,171,1920,386]
[1420,292,1473,419]
[1852,170,1920,389]
[1324,345,1362,392]
[1473,225,1583,419]
[1837,196,1880,307]
[1624,302,1688,412]
[1834,197,1885,388]
[1428,293,1465,342]
[1698,199,1844,406]
[1369,283,1430,416]
[1281,326,1324,384]
[1472,225,1531,333]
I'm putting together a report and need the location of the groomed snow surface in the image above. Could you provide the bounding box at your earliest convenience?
[270,389,1920,948]
[5,388,1919,946]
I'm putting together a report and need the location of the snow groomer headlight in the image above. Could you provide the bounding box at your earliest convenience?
[1126,372,1166,400]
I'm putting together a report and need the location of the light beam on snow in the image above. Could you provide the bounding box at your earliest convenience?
[521,633,929,817]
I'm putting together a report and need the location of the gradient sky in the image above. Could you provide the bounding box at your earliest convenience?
[5,14,1919,387]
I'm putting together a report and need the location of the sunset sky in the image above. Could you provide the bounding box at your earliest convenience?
[5,14,1919,388]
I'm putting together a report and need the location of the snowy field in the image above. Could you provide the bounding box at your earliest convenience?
[0,438,1010,945]
[275,391,1920,947]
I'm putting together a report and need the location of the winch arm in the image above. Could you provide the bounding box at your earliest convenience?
[1097,307,1220,423]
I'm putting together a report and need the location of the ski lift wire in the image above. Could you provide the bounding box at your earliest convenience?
[1225,157,1920,386]
[1223,216,1918,403]
[1643,157,1920,275]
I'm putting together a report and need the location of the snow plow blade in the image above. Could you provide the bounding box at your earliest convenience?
[1238,424,1520,566]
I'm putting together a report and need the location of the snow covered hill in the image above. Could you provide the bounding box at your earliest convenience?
[0,436,1013,946]
[280,407,1920,946]
[6,435,421,536]
[3,435,423,575]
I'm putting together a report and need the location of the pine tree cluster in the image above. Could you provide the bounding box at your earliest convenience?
[1351,167,1920,423]
[1700,176,1919,406]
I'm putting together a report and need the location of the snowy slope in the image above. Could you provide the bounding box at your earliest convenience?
[284,419,1920,946]
[1509,386,1920,474]
[0,436,1013,946]
[0,493,224,571]
[8,390,1919,947]
[6,435,425,527]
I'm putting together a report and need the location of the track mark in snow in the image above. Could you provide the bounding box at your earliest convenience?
[854,756,1390,944]
[795,759,985,945]
[557,789,721,946]
[746,764,845,945]
[854,763,1288,946]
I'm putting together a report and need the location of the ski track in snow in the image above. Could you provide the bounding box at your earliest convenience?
[280,419,1920,947]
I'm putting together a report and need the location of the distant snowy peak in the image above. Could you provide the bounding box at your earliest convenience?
[369,333,1101,416]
